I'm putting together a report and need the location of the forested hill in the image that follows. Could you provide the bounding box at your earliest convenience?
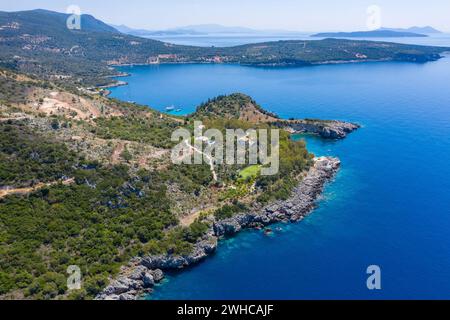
[0,9,119,34]
[193,93,279,122]
[0,9,449,88]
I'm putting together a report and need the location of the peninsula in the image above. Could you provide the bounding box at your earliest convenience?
[0,61,358,299]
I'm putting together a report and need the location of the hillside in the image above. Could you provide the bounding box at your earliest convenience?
[0,9,188,87]
[0,68,329,299]
[0,9,119,34]
[193,93,279,122]
[192,93,359,139]
[0,10,448,88]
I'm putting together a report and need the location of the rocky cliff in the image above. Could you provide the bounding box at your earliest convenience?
[279,119,360,139]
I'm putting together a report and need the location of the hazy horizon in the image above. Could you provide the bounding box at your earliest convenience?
[1,0,449,33]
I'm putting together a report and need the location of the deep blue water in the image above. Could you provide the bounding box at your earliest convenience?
[110,55,450,299]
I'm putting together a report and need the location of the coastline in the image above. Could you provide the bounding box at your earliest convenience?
[105,53,445,70]
[96,156,341,300]
[278,120,360,139]
[100,52,446,97]
[102,80,128,89]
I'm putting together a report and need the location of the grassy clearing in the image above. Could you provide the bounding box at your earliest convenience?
[238,165,261,181]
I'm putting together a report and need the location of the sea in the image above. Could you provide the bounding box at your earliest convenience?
[109,34,450,299]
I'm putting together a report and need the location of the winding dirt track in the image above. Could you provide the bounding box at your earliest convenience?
[0,178,74,199]
[110,142,125,164]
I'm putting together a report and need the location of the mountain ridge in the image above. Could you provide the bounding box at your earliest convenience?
[0,9,119,34]
[111,23,302,36]
[381,26,442,34]
[1,9,448,89]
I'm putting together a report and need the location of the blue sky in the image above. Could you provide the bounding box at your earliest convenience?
[1,0,449,32]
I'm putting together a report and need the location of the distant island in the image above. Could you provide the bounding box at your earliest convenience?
[311,30,429,38]
[381,26,442,34]
[111,23,300,37]
[112,24,443,38]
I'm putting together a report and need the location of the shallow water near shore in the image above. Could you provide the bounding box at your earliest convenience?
[110,55,450,299]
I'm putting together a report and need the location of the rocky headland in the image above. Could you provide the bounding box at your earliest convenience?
[279,119,360,139]
[192,93,360,140]
[96,156,341,300]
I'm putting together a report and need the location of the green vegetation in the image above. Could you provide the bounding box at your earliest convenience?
[0,123,78,187]
[191,96,314,208]
[219,183,253,202]
[0,69,56,105]
[256,132,313,204]
[162,164,213,195]
[0,36,324,300]
[239,165,261,181]
[142,221,209,257]
[91,116,180,149]
[0,164,206,299]
[182,220,210,243]
[194,93,278,120]
[0,122,213,299]
[0,75,30,105]
[214,202,248,220]
[0,87,316,299]
[120,146,132,162]
[0,7,375,301]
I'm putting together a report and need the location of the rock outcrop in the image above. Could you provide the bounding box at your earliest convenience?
[141,237,219,270]
[96,264,165,301]
[280,120,360,139]
[96,157,341,300]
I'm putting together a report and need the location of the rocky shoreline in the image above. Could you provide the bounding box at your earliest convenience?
[96,157,341,300]
[279,119,360,139]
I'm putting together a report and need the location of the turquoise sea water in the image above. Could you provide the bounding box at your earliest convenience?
[110,51,450,299]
